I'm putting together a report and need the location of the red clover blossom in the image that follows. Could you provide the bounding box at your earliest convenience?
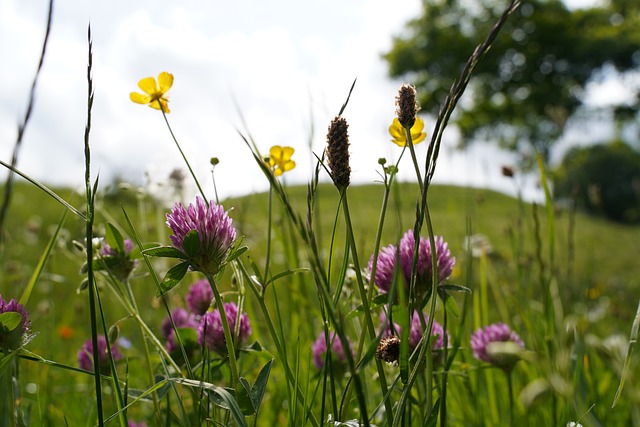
[198,302,251,356]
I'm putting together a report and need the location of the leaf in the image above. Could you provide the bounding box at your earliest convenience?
[182,230,200,258]
[249,359,272,412]
[0,312,22,332]
[613,299,640,407]
[439,283,472,294]
[105,223,125,253]
[174,327,198,348]
[443,294,460,318]
[424,398,441,427]
[143,246,186,259]
[237,378,255,415]
[227,245,248,263]
[157,262,190,296]
[266,268,309,286]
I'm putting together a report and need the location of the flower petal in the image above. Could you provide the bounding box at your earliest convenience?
[137,77,158,95]
[412,131,426,144]
[283,160,296,171]
[269,145,283,161]
[158,72,174,92]
[130,92,152,105]
[281,146,295,160]
[273,168,283,177]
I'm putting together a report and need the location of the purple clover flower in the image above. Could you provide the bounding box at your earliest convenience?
[99,238,136,280]
[366,244,397,293]
[380,310,448,351]
[77,335,123,373]
[311,331,353,370]
[161,308,198,352]
[166,196,236,275]
[100,239,134,257]
[186,279,214,316]
[0,295,31,351]
[399,229,455,288]
[198,302,251,355]
[471,322,525,371]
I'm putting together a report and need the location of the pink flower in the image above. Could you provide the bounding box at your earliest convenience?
[198,302,251,355]
[77,335,123,373]
[471,323,524,371]
[311,331,353,370]
[186,279,213,316]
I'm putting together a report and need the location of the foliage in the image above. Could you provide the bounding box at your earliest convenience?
[554,140,640,223]
[384,0,640,162]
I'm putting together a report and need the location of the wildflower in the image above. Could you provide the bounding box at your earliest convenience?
[389,117,427,147]
[130,72,173,113]
[471,322,525,372]
[268,145,296,176]
[161,308,198,352]
[463,234,493,258]
[186,279,214,316]
[326,116,351,189]
[366,244,397,293]
[311,331,353,370]
[198,302,251,355]
[399,229,455,289]
[57,325,75,340]
[380,310,448,351]
[376,336,401,364]
[166,196,236,275]
[128,421,148,427]
[98,238,136,281]
[0,295,31,351]
[395,83,420,128]
[77,335,123,373]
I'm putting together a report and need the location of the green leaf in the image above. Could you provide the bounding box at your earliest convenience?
[182,230,200,258]
[105,223,125,253]
[613,299,640,407]
[424,398,441,427]
[237,378,255,415]
[440,283,472,294]
[157,262,190,296]
[143,246,186,259]
[266,268,309,286]
[249,359,272,412]
[443,294,460,318]
[227,245,248,263]
[174,327,198,348]
[0,312,22,332]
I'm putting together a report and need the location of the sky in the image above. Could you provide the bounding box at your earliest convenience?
[0,0,622,204]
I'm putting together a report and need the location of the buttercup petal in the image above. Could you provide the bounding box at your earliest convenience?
[412,131,427,144]
[273,168,284,177]
[281,146,294,160]
[283,160,296,171]
[269,145,283,161]
[138,77,158,95]
[158,72,174,92]
[130,92,152,104]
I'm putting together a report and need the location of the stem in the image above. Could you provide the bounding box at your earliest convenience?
[205,274,240,390]
[160,110,207,200]
[404,126,424,192]
[507,370,514,427]
[264,185,273,282]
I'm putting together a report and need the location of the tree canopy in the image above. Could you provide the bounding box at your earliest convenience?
[384,0,640,162]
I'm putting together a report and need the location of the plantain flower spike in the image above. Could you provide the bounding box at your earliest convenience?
[326,116,351,189]
[396,84,420,129]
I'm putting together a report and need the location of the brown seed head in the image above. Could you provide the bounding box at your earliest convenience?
[326,116,351,189]
[376,336,401,364]
[396,84,420,128]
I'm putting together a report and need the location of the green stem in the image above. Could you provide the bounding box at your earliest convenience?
[264,184,273,282]
[404,126,424,193]
[507,370,514,427]
[205,274,240,390]
[160,110,207,201]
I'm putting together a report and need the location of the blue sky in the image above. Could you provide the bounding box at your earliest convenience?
[0,0,622,203]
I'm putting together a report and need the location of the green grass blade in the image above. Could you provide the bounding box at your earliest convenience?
[612,299,640,407]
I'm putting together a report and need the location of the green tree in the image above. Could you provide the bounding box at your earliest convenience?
[554,140,640,223]
[384,0,640,163]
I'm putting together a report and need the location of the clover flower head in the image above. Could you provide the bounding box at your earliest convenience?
[471,322,525,371]
[130,72,173,113]
[326,116,351,189]
[198,302,251,355]
[366,244,397,293]
[166,196,236,275]
[408,312,448,351]
[399,230,455,288]
[161,308,198,351]
[77,335,123,373]
[186,279,214,316]
[268,145,296,177]
[0,295,31,351]
[99,239,136,280]
[389,117,427,147]
[311,331,353,370]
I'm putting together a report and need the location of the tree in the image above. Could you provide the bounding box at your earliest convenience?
[384,0,640,163]
[554,140,640,223]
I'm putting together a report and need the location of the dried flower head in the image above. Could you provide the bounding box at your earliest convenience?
[186,279,214,316]
[0,295,31,351]
[376,336,401,364]
[471,322,525,372]
[395,84,420,128]
[326,116,351,189]
[166,196,236,275]
[198,302,251,356]
[77,335,123,373]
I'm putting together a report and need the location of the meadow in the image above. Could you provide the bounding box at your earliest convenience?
[2,1,640,426]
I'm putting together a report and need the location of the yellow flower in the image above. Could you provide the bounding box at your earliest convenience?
[268,145,296,176]
[130,72,174,113]
[389,116,426,146]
